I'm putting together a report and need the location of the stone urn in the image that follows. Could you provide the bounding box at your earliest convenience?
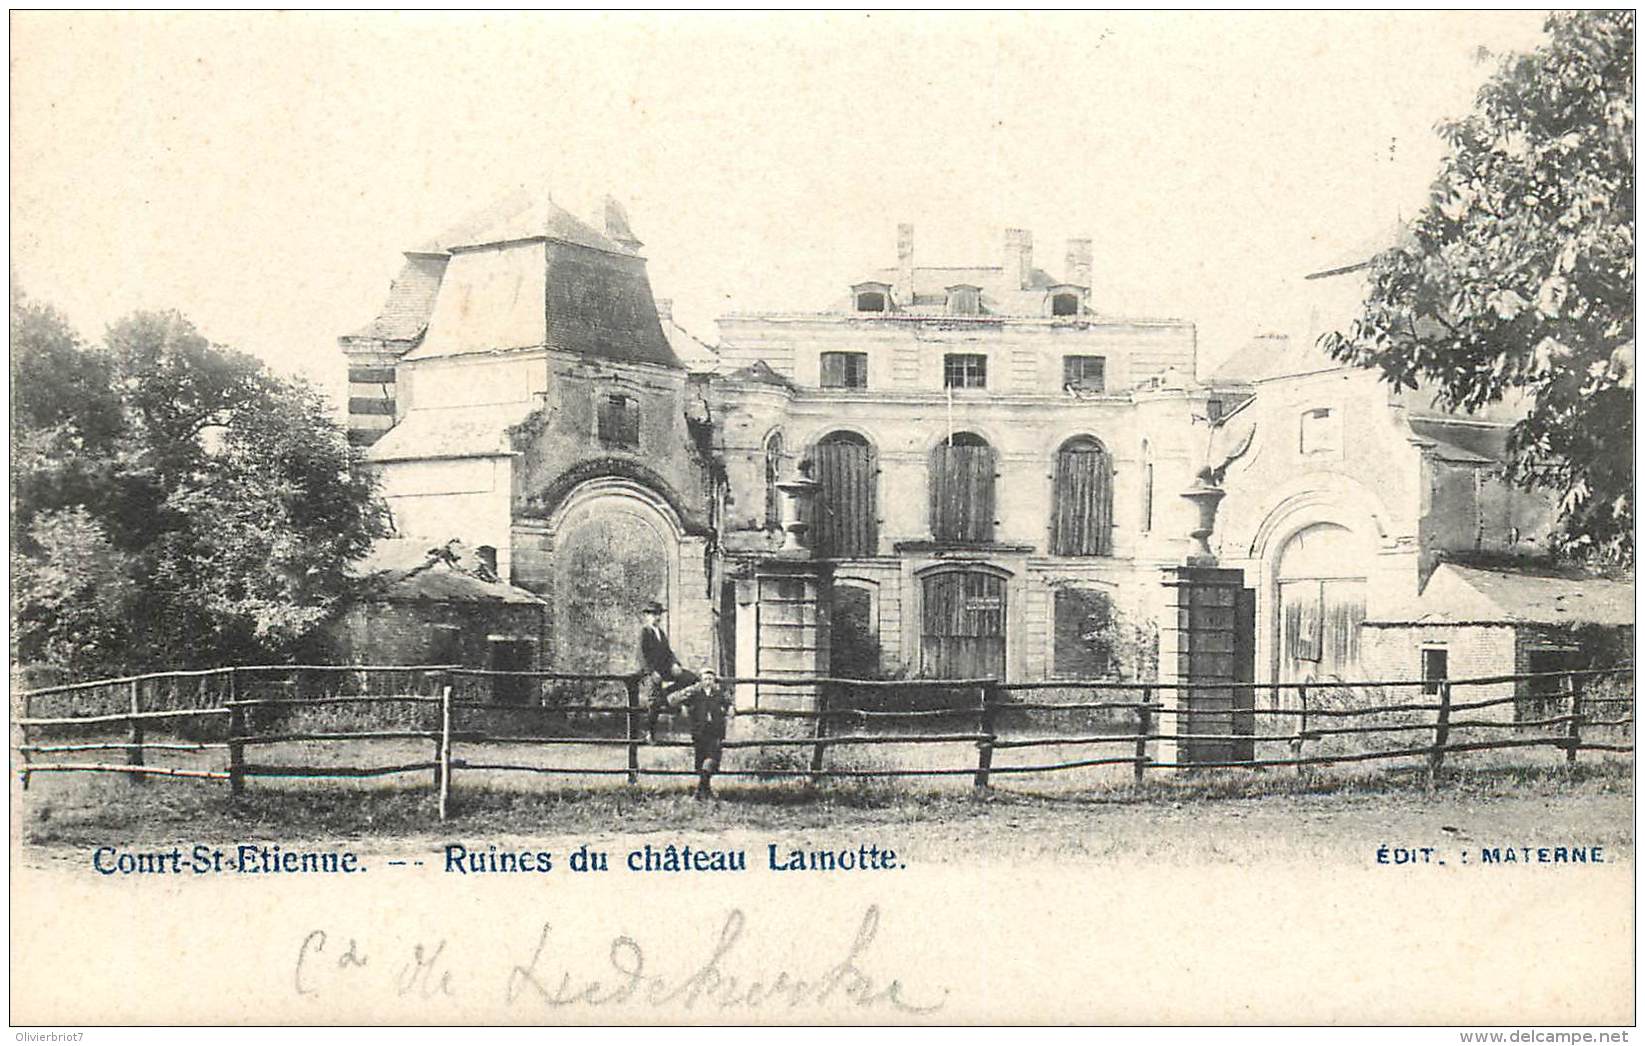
[775,459,820,554]
[1180,467,1225,564]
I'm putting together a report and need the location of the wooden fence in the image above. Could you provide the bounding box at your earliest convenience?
[13,664,1634,819]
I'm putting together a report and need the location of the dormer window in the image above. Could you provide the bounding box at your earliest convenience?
[851,281,892,313]
[1050,289,1083,317]
[946,284,981,316]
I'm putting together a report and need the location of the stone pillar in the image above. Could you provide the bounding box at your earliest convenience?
[1157,566,1245,767]
[729,559,833,715]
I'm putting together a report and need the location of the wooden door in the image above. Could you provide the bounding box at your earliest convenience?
[921,571,1006,679]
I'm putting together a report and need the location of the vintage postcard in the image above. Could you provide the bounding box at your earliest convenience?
[9,11,1635,1030]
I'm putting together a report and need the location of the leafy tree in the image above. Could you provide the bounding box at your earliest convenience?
[10,299,390,674]
[1322,10,1635,565]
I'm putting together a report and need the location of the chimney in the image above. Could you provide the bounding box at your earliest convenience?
[1004,228,1033,290]
[655,298,673,324]
[895,223,915,305]
[1065,238,1093,296]
[603,195,644,252]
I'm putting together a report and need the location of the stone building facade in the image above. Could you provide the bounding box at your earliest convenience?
[339,197,1626,706]
[709,225,1246,684]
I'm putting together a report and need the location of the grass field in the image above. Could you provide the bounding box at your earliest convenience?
[18,742,1633,869]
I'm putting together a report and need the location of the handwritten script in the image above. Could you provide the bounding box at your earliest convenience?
[295,905,946,1014]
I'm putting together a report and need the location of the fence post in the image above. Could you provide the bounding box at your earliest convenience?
[429,669,448,793]
[625,677,641,787]
[18,687,31,791]
[973,682,997,792]
[226,668,245,800]
[1563,672,1584,768]
[809,681,831,786]
[1291,683,1309,777]
[1427,681,1453,791]
[438,684,453,821]
[127,679,147,785]
[1134,685,1152,785]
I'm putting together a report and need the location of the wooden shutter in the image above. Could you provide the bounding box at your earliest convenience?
[930,441,995,542]
[1051,442,1112,555]
[814,438,877,557]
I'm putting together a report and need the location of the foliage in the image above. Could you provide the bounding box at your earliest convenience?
[1321,11,1635,564]
[10,294,390,675]
[1085,603,1159,682]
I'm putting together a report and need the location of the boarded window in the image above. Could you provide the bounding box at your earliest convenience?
[947,286,980,315]
[763,431,784,527]
[598,394,640,448]
[1421,648,1449,696]
[820,352,868,389]
[489,639,535,705]
[1051,292,1080,317]
[929,433,994,543]
[1050,436,1113,555]
[943,354,987,389]
[831,584,881,679]
[921,570,1006,679]
[1063,356,1106,392]
[814,432,877,557]
[855,291,886,312]
[1053,587,1113,678]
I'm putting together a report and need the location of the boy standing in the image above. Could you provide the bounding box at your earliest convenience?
[667,669,735,800]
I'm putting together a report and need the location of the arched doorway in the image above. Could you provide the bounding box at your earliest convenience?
[1273,522,1367,683]
[920,567,1007,679]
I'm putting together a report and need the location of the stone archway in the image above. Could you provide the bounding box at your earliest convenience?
[546,479,684,677]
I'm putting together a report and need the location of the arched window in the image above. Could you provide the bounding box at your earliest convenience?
[763,430,784,528]
[929,432,995,543]
[1051,292,1080,317]
[1140,440,1154,534]
[813,431,877,557]
[1050,436,1113,555]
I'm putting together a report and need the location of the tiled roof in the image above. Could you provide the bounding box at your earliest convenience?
[1406,417,1509,465]
[1371,561,1634,627]
[662,313,720,373]
[413,188,639,257]
[1204,334,1339,384]
[367,402,538,463]
[342,254,449,343]
[723,359,797,389]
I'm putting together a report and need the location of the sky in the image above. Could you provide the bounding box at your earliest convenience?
[11,11,1552,408]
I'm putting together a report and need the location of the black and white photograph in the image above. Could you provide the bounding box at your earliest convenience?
[8,10,1636,1030]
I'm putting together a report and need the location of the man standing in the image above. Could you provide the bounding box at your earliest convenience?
[667,669,734,800]
[638,600,697,742]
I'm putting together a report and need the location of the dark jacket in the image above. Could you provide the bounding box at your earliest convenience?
[668,680,733,737]
[640,624,677,676]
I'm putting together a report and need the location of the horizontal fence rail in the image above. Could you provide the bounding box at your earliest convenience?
[12,663,1634,815]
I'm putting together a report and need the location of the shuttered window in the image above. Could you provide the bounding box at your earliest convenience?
[814,432,877,557]
[921,570,1006,679]
[820,352,868,389]
[598,394,640,448]
[929,433,994,542]
[1050,437,1113,555]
